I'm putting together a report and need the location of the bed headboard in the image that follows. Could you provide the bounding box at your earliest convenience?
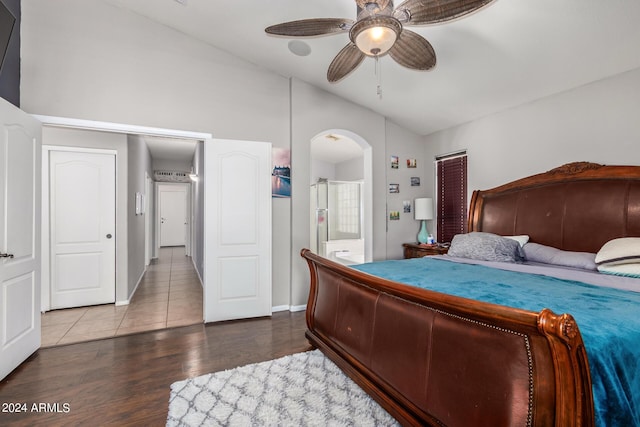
[468,162,640,253]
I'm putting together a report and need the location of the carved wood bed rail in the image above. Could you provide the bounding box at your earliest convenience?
[301,249,594,426]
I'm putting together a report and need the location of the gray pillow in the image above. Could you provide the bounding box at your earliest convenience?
[523,242,597,271]
[448,232,525,263]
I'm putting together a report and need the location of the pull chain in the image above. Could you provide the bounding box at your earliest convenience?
[375,56,382,99]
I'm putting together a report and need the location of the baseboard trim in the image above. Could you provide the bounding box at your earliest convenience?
[191,258,203,287]
[122,267,146,306]
[271,304,307,313]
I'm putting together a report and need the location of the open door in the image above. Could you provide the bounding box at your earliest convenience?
[0,98,41,380]
[204,139,271,322]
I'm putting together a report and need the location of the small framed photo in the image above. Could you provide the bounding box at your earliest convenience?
[403,200,411,213]
[390,155,399,169]
[407,158,417,168]
[389,211,400,220]
[389,183,399,193]
[410,177,420,186]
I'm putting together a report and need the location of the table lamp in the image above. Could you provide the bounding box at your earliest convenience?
[414,198,434,244]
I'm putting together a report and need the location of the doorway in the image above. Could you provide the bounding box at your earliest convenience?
[310,130,373,264]
[36,117,210,346]
[47,148,116,310]
[158,183,189,249]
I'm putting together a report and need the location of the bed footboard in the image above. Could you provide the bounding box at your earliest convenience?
[301,249,594,427]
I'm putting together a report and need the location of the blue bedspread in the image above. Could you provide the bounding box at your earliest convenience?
[352,257,640,426]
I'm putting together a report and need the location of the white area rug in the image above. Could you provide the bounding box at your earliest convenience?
[167,349,399,426]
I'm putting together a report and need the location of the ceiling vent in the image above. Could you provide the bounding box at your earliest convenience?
[154,170,190,183]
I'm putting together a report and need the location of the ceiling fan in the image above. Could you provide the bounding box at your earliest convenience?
[266,0,496,83]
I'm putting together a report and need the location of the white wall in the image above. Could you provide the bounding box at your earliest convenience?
[310,159,336,184]
[20,1,290,141]
[152,158,192,173]
[127,135,153,298]
[290,79,392,306]
[422,68,640,207]
[335,156,364,182]
[21,0,428,310]
[385,120,428,259]
[21,0,292,307]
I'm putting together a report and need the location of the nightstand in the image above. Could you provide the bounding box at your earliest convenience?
[402,243,449,259]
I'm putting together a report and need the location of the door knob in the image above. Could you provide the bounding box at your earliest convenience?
[106,234,112,239]
[0,252,14,258]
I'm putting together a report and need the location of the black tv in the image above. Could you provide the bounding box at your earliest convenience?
[0,1,16,73]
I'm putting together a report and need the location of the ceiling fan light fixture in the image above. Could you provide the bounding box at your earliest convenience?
[350,16,401,57]
[266,0,496,82]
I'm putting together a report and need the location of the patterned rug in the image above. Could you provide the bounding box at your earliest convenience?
[167,349,399,426]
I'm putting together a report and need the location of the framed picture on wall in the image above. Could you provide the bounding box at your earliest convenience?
[389,183,399,193]
[390,155,399,169]
[407,158,417,168]
[411,177,420,186]
[389,211,400,220]
[272,147,291,198]
[403,200,411,213]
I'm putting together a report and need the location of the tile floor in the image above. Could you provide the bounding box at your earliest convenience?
[41,247,203,347]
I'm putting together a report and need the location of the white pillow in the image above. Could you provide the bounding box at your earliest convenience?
[596,237,640,266]
[503,235,530,248]
[598,263,640,278]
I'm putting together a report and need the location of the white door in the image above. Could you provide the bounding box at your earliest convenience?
[159,184,187,247]
[0,98,41,380]
[204,139,271,322]
[49,150,116,309]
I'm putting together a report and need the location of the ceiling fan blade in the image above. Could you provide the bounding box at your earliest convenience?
[388,29,436,70]
[394,0,496,25]
[327,43,365,83]
[265,18,354,37]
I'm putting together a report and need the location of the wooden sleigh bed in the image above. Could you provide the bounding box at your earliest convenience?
[301,162,640,426]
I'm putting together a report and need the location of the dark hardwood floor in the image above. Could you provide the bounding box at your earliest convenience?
[0,311,310,426]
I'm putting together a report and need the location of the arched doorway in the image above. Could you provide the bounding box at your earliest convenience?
[309,129,373,264]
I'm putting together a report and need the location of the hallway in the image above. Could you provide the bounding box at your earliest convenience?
[41,247,203,347]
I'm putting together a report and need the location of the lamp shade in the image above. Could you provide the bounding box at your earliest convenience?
[350,16,401,57]
[414,198,434,221]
